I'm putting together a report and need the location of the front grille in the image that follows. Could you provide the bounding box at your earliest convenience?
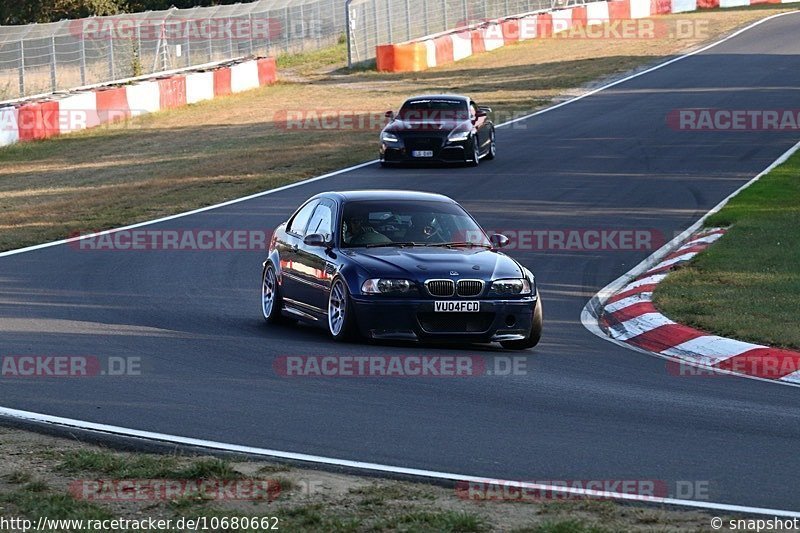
[457,280,484,297]
[417,312,495,334]
[426,279,455,297]
[405,137,442,151]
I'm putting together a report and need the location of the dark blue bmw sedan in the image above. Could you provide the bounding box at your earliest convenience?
[261,190,542,349]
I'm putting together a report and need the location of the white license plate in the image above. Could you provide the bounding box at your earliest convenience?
[434,301,480,313]
[412,150,434,158]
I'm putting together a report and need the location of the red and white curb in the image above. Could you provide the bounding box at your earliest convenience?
[598,228,800,384]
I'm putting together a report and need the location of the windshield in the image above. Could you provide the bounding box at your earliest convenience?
[397,99,469,122]
[340,200,491,248]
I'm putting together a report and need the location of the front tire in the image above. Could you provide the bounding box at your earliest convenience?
[468,137,480,167]
[484,129,496,160]
[328,278,358,341]
[500,294,543,350]
[261,264,284,324]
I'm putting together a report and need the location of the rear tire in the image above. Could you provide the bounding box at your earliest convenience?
[328,278,358,342]
[500,294,542,350]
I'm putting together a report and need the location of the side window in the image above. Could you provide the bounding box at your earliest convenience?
[305,201,334,241]
[287,200,319,236]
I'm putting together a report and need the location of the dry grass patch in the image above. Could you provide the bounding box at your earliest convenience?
[0,426,726,531]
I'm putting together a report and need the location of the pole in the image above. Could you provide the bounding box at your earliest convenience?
[345,0,353,67]
[18,39,25,98]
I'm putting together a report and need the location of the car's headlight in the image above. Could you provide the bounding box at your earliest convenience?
[447,130,470,142]
[362,278,413,294]
[381,133,399,143]
[490,278,532,295]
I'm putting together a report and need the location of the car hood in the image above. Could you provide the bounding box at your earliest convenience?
[344,247,525,280]
[384,119,468,134]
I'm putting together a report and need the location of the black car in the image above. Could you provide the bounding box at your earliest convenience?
[261,190,542,349]
[379,95,496,166]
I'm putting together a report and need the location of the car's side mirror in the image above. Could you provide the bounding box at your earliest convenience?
[475,110,487,119]
[490,234,509,249]
[304,233,329,247]
[385,110,395,119]
[478,106,492,114]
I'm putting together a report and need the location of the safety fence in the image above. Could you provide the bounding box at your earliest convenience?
[0,57,276,147]
[0,0,342,101]
[345,0,600,65]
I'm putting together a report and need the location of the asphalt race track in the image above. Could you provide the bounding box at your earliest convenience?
[2,12,799,512]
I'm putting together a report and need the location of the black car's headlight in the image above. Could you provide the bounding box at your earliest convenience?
[447,130,470,143]
[381,133,400,143]
[489,278,532,296]
[362,278,413,294]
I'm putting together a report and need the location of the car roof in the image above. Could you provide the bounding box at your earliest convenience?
[402,94,470,104]
[317,190,457,203]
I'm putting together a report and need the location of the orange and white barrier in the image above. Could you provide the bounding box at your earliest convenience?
[158,76,187,110]
[186,71,215,104]
[552,9,575,34]
[670,0,698,12]
[0,57,277,148]
[0,106,19,146]
[125,81,161,117]
[58,91,99,133]
[231,61,261,93]
[586,1,611,25]
[630,0,652,18]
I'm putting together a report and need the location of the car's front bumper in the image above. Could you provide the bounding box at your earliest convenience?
[350,295,537,343]
[380,139,469,163]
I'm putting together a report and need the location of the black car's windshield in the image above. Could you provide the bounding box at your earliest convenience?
[397,99,469,122]
[340,200,491,248]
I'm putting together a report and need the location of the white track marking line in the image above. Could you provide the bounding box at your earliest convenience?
[1,405,799,518]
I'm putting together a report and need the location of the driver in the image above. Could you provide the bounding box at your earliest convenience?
[406,213,439,242]
[344,213,391,246]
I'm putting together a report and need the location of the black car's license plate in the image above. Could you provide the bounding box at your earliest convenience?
[411,150,434,158]
[434,301,480,313]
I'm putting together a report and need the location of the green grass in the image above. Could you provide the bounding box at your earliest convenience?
[654,148,800,349]
[2,490,113,521]
[513,519,612,533]
[380,509,486,532]
[57,450,243,480]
